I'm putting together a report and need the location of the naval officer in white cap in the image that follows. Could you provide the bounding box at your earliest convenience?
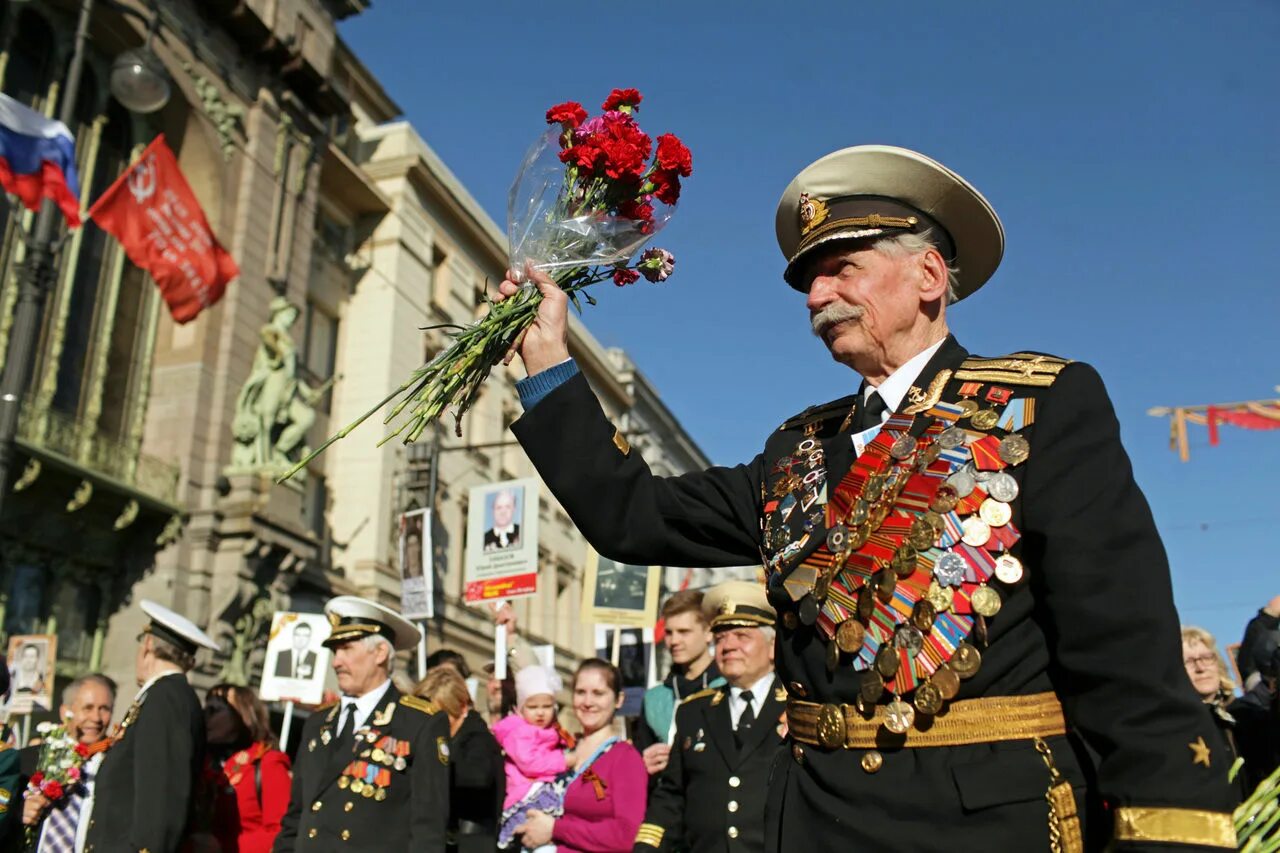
[276,596,450,851]
[83,600,220,853]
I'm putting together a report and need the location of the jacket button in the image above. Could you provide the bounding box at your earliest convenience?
[728,827,739,839]
[308,829,317,839]
[344,802,354,812]
[312,801,322,812]
[728,801,739,812]
[728,776,741,788]
[341,830,351,841]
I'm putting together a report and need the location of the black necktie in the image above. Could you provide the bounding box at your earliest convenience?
[735,690,756,747]
[850,390,888,434]
[335,701,357,751]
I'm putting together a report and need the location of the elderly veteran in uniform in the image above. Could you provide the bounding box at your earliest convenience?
[635,581,785,853]
[275,596,449,851]
[83,601,218,853]
[495,144,1238,851]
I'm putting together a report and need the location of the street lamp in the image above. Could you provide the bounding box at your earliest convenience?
[0,0,171,518]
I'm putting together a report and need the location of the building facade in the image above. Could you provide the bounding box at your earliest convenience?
[0,0,715,720]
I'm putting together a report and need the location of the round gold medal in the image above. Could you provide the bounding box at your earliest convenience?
[957,399,980,418]
[913,681,944,716]
[860,671,886,704]
[994,554,1024,584]
[890,435,916,460]
[338,776,350,790]
[971,584,1002,617]
[362,784,375,799]
[813,570,832,602]
[911,599,937,632]
[930,485,960,514]
[874,644,900,679]
[371,748,386,763]
[979,498,1012,528]
[926,582,954,613]
[950,642,982,678]
[826,638,840,672]
[932,666,961,699]
[864,475,884,502]
[998,433,1030,465]
[849,499,870,526]
[908,518,936,550]
[350,779,364,794]
[971,409,1000,430]
[375,786,387,802]
[857,584,875,620]
[835,619,865,654]
[883,698,916,735]
[961,516,991,547]
[875,570,896,604]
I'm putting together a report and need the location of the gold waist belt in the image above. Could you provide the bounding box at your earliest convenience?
[787,691,1067,749]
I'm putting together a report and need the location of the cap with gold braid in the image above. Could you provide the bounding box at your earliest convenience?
[323,595,421,652]
[775,144,1004,300]
[702,580,776,631]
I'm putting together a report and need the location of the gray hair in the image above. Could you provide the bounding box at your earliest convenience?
[361,634,395,673]
[62,673,117,708]
[760,625,776,645]
[871,230,961,304]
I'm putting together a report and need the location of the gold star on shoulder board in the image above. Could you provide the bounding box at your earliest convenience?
[1188,736,1211,767]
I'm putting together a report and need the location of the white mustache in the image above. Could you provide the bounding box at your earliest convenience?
[811,303,865,336]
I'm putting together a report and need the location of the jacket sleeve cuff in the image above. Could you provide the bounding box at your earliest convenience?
[516,358,579,410]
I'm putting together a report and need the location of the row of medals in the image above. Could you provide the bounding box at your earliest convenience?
[334,731,409,801]
[765,392,1030,737]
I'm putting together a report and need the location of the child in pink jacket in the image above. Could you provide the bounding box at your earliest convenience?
[494,666,576,849]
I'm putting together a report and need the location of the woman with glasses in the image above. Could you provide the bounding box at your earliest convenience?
[1181,625,1243,792]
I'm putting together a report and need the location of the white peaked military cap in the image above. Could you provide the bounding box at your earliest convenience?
[323,595,422,652]
[702,580,777,632]
[776,144,1004,301]
[141,599,221,653]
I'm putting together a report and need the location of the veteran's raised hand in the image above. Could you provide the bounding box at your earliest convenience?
[496,264,570,376]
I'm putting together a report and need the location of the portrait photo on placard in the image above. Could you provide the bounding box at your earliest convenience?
[581,549,661,628]
[482,485,524,553]
[399,507,433,620]
[6,634,55,713]
[259,612,332,705]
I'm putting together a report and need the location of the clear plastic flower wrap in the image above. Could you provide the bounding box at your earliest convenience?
[282,88,691,480]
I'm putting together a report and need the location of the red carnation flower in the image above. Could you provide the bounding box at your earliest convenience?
[29,772,43,787]
[602,88,643,112]
[75,743,90,758]
[559,142,603,172]
[650,169,682,205]
[41,779,64,800]
[618,198,654,222]
[613,268,640,286]
[545,101,588,129]
[655,133,693,177]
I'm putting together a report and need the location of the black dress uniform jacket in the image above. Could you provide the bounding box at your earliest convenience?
[512,336,1238,852]
[84,671,204,853]
[636,681,786,853]
[447,710,503,853]
[275,683,450,852]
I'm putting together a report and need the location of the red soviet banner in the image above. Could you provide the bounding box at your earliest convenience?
[88,134,238,324]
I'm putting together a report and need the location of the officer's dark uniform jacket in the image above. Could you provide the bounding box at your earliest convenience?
[635,680,786,853]
[84,672,204,853]
[512,335,1239,852]
[275,683,450,851]
[447,710,503,853]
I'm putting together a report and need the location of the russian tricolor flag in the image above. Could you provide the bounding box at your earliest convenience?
[0,92,81,227]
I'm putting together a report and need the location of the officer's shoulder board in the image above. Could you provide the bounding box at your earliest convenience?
[399,694,440,715]
[679,687,722,706]
[953,352,1073,388]
[777,393,860,433]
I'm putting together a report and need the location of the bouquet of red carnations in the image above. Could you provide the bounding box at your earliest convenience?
[24,722,95,850]
[283,88,689,479]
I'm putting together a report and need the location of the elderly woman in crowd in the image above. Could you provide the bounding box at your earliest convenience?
[417,665,504,853]
[515,659,646,853]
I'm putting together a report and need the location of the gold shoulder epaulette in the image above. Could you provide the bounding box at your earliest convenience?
[954,353,1073,388]
[680,687,721,705]
[778,395,858,431]
[399,695,439,715]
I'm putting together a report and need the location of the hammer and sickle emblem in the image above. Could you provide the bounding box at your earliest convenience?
[127,155,158,204]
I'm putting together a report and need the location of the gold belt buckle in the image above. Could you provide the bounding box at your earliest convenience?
[816,703,846,749]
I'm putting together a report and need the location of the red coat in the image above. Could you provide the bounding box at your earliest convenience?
[211,743,293,853]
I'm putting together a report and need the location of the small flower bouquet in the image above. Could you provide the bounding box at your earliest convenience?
[283,88,690,479]
[24,722,92,850]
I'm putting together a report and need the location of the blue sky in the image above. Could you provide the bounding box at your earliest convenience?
[341,1,1279,668]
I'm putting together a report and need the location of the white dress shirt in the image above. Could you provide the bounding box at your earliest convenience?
[339,678,393,732]
[728,672,776,729]
[863,338,947,419]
